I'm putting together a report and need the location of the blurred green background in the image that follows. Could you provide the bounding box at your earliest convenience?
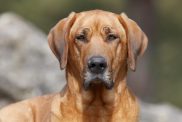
[0,0,182,107]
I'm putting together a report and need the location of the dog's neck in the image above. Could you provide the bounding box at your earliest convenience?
[62,65,138,117]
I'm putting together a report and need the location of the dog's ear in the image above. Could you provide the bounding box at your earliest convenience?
[119,13,148,71]
[48,12,76,70]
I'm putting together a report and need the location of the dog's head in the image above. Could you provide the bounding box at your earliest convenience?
[48,10,148,90]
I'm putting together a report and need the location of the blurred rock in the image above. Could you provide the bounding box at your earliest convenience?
[0,94,12,108]
[0,12,182,122]
[140,101,182,122]
[0,12,66,103]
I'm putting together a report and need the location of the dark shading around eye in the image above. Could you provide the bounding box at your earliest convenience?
[107,34,118,41]
[75,34,86,41]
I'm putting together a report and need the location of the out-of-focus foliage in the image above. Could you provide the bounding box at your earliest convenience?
[0,0,126,32]
[154,0,182,106]
[0,0,182,107]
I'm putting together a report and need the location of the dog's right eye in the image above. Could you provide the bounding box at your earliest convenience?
[75,34,87,42]
[107,34,118,42]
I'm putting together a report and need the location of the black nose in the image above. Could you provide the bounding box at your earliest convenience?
[88,56,107,74]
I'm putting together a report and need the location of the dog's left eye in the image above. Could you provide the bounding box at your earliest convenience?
[107,34,118,41]
[75,34,87,42]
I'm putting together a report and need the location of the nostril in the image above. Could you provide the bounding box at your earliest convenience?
[88,62,96,69]
[90,63,96,68]
[99,63,106,69]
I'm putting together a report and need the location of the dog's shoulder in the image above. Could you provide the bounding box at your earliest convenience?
[0,99,35,122]
[0,94,57,122]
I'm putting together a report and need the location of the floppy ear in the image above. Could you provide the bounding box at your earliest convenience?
[48,12,76,70]
[119,13,148,71]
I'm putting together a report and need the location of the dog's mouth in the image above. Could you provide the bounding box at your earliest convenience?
[83,71,114,90]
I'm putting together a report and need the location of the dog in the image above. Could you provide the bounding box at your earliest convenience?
[0,10,148,122]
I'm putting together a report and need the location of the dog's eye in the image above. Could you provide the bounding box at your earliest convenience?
[107,34,118,41]
[75,34,86,42]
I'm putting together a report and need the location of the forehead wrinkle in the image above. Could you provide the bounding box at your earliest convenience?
[70,12,126,39]
[95,15,125,35]
[70,14,95,35]
[79,13,113,27]
[97,14,126,39]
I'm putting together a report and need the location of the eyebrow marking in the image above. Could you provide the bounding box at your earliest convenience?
[79,28,90,35]
[103,26,112,34]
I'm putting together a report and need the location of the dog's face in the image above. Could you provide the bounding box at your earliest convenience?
[48,10,148,90]
[68,11,127,90]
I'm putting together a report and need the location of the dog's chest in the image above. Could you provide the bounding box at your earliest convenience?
[50,114,115,122]
[49,111,137,122]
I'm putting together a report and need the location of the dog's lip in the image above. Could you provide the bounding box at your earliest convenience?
[83,76,114,90]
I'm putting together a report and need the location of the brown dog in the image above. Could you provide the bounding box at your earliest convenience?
[0,10,148,122]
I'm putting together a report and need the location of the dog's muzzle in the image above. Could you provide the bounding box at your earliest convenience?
[83,56,114,90]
